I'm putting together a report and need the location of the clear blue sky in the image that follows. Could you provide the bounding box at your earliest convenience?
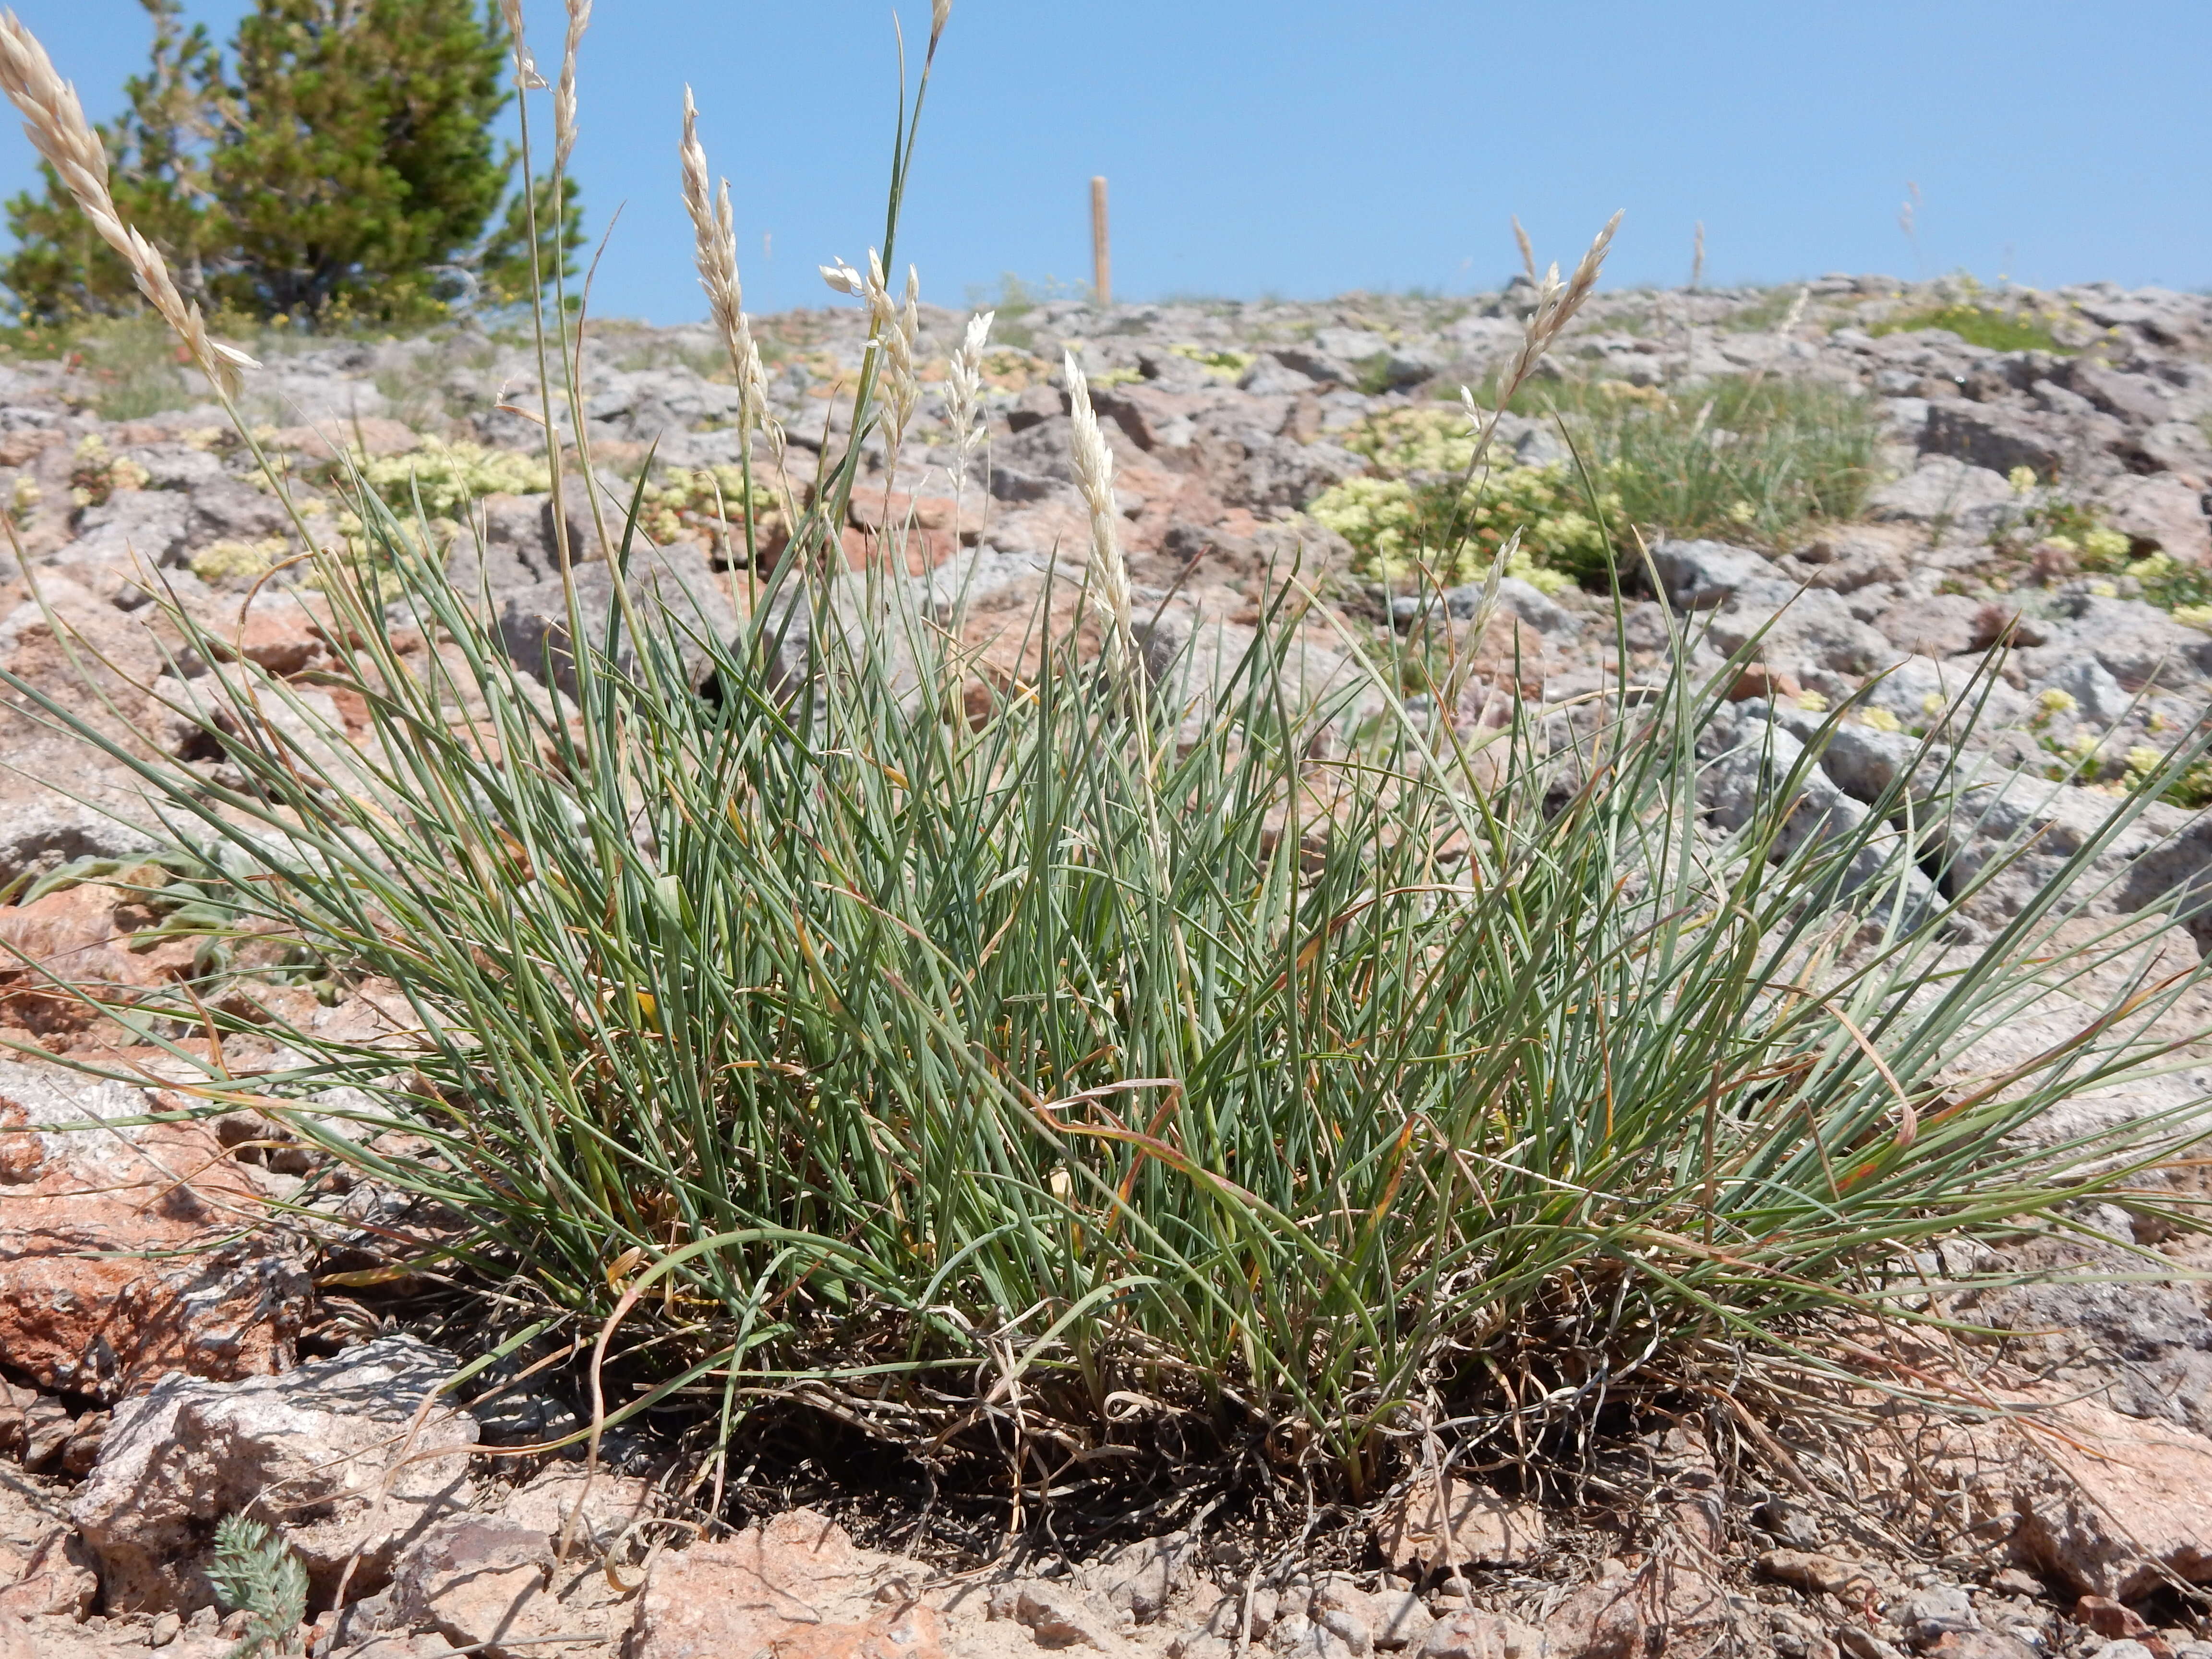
[6,0,2209,324]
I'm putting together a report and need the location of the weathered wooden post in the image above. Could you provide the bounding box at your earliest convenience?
[1091,175,1111,308]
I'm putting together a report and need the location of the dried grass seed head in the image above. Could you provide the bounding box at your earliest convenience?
[862,251,921,448]
[1460,210,1622,475]
[820,259,865,297]
[497,0,546,87]
[678,85,765,436]
[1063,349,1133,675]
[555,0,591,168]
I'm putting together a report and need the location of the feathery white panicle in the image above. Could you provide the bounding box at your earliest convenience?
[1062,350,1133,683]
[1460,210,1621,478]
[0,11,254,397]
[943,310,994,473]
[677,88,774,451]
[819,259,865,297]
[555,0,591,168]
[861,252,921,457]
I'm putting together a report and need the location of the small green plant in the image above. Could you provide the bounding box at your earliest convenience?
[68,433,153,507]
[1313,378,1880,584]
[961,273,1078,350]
[1307,468,1600,590]
[208,1514,307,1659]
[1721,288,1809,333]
[64,314,197,419]
[353,437,550,520]
[1166,342,1253,378]
[1553,375,1881,546]
[1868,303,2066,354]
[1994,471,2212,614]
[633,464,783,552]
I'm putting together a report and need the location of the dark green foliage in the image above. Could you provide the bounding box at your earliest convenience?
[1,0,582,325]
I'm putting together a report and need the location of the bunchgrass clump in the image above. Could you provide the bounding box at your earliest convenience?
[3,1,2209,1520]
[1546,374,1882,548]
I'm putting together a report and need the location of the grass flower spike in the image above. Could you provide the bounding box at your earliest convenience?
[555,0,591,168]
[943,309,994,474]
[679,87,766,442]
[1063,349,1133,683]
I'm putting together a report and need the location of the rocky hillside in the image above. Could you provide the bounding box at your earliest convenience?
[0,275,2210,1659]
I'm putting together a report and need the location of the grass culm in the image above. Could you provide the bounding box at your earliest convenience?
[0,1,2206,1524]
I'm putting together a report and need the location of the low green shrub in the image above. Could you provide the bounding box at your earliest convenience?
[67,314,197,420]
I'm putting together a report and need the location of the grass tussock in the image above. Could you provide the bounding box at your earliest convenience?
[18,511,2212,1500]
[1,2,2207,1518]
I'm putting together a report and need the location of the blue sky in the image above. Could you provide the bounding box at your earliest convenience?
[6,0,2209,325]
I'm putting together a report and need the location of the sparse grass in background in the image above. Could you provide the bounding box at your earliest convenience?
[1720,288,1810,333]
[61,313,197,419]
[5,0,2211,1521]
[1868,302,2067,354]
[1568,375,1882,546]
[1315,376,1880,584]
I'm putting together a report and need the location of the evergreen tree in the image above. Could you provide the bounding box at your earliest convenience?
[0,0,581,326]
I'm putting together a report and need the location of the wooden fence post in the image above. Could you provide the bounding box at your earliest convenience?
[1091,176,1111,308]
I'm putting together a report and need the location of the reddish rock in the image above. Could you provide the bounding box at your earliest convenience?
[1419,1611,1546,1659]
[1543,1556,1733,1659]
[629,1510,944,1659]
[72,1336,476,1612]
[0,881,195,1035]
[1374,1471,1549,1573]
[2074,1597,2152,1639]
[2009,1400,2212,1601]
[199,604,325,678]
[1758,1549,1876,1598]
[0,1062,306,1401]
[266,417,421,461]
[1729,662,1804,702]
[0,1523,97,1621]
